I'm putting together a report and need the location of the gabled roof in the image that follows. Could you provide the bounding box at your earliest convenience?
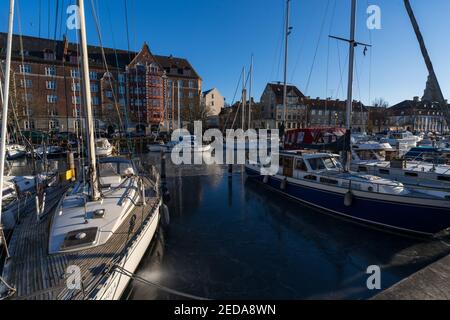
[264,83,305,104]
[127,42,161,69]
[155,54,201,80]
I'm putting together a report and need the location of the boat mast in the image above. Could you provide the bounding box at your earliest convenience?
[241,67,246,130]
[78,0,100,200]
[346,0,356,131]
[0,0,15,258]
[282,0,291,134]
[342,0,357,171]
[248,55,253,130]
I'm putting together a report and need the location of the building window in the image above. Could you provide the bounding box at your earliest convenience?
[73,107,81,117]
[149,63,158,73]
[47,95,57,104]
[91,84,99,92]
[72,96,81,105]
[48,119,57,130]
[105,91,113,98]
[118,74,125,83]
[19,64,32,74]
[92,96,99,105]
[49,109,58,116]
[72,82,81,92]
[89,71,97,80]
[189,80,194,89]
[24,120,35,130]
[45,66,56,76]
[20,79,32,88]
[70,69,80,78]
[69,54,79,64]
[119,86,125,95]
[44,50,56,61]
[46,81,56,90]
[189,91,194,99]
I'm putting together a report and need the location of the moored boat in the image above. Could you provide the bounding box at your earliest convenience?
[246,151,450,236]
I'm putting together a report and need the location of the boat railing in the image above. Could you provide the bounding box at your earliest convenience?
[315,168,450,199]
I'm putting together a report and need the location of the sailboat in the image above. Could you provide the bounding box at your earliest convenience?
[245,0,450,236]
[1,0,162,300]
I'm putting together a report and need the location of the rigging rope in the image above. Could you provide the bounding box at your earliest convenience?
[304,0,331,95]
[113,265,210,300]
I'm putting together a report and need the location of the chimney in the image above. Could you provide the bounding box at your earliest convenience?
[413,96,419,102]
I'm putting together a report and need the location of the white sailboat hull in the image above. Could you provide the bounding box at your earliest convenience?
[93,200,161,300]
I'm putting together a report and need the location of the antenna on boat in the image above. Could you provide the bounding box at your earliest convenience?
[0,0,15,258]
[78,0,101,201]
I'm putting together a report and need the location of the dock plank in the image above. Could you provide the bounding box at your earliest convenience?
[373,254,450,300]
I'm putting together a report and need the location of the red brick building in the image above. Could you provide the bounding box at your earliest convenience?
[0,33,202,134]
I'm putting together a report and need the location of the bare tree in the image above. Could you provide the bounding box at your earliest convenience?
[372,98,389,108]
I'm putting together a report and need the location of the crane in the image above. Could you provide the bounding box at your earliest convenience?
[404,0,450,129]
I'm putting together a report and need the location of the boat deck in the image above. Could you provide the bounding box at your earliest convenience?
[1,175,160,300]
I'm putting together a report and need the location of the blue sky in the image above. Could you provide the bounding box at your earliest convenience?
[1,0,449,107]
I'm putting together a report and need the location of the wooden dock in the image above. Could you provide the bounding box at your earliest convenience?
[373,254,450,300]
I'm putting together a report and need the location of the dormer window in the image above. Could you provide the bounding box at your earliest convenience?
[149,63,158,74]
[44,49,56,61]
[69,52,79,64]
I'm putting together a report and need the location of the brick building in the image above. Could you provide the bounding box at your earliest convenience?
[259,82,306,130]
[0,33,201,134]
[305,97,369,132]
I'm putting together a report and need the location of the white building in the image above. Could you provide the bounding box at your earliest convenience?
[202,88,224,117]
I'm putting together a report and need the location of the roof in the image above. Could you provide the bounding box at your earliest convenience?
[388,99,450,116]
[304,98,368,112]
[154,54,201,80]
[265,83,305,104]
[202,88,215,96]
[0,33,201,79]
[0,33,133,69]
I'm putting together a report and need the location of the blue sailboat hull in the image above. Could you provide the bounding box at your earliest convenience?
[246,166,450,236]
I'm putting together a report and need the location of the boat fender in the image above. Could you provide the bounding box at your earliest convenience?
[161,204,170,226]
[344,191,353,207]
[162,186,171,203]
[263,175,269,184]
[280,178,287,190]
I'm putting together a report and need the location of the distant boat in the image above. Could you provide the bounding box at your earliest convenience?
[6,144,27,160]
[352,141,450,191]
[33,145,66,158]
[95,138,113,157]
[148,135,211,153]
